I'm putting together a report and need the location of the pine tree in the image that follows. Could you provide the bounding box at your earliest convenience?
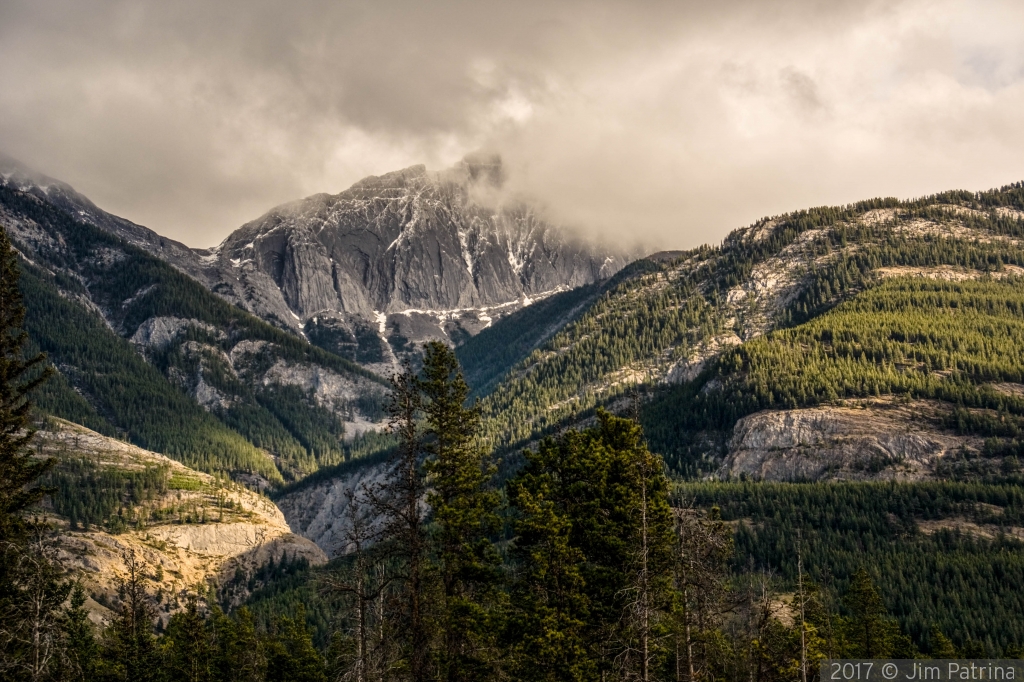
[840,569,914,659]
[506,411,675,678]
[57,583,99,682]
[0,226,53,541]
[506,453,594,682]
[419,342,501,682]
[369,361,430,682]
[0,225,62,680]
[164,591,212,682]
[265,609,326,682]
[101,548,162,682]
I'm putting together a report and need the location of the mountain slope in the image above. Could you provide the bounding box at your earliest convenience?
[1,182,388,484]
[36,417,325,624]
[473,184,1024,474]
[207,156,631,366]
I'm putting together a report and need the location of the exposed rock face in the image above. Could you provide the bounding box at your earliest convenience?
[205,156,630,360]
[37,420,326,624]
[275,460,396,558]
[719,400,981,481]
[2,151,629,367]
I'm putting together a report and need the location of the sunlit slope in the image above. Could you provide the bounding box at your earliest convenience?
[645,277,1024,474]
[477,183,1024,459]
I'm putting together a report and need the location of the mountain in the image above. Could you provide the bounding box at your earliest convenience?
[0,167,389,486]
[1,152,630,374]
[205,155,631,368]
[457,184,1024,483]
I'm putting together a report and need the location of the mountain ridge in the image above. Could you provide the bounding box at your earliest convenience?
[1,152,632,371]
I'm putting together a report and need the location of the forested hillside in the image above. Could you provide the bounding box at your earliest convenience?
[0,184,389,484]
[475,183,1024,472]
[645,277,1024,476]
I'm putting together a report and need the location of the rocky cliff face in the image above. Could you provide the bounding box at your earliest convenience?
[2,152,629,371]
[38,419,326,625]
[719,398,983,481]
[204,156,630,367]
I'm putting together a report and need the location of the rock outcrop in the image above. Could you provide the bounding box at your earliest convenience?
[205,156,629,364]
[719,399,982,481]
[37,419,326,624]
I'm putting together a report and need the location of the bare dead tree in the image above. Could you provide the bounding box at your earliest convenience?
[617,453,657,682]
[321,488,394,682]
[0,523,71,682]
[673,505,733,682]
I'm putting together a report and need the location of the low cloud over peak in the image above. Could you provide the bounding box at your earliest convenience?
[1,0,1022,248]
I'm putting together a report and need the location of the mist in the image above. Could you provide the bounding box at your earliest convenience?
[1,0,1022,248]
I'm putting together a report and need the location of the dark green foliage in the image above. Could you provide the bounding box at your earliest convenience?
[101,550,162,682]
[679,481,1024,655]
[506,410,676,677]
[58,583,100,682]
[645,277,1024,473]
[18,261,283,483]
[456,279,608,398]
[0,227,53,539]
[264,608,327,682]
[163,593,213,682]
[42,457,168,532]
[841,568,911,659]
[257,384,346,473]
[420,341,502,681]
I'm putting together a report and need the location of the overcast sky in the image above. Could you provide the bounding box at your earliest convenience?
[1,0,1023,249]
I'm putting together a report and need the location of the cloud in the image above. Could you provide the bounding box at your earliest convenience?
[0,0,1022,248]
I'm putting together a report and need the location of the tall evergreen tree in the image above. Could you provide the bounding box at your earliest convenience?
[57,583,99,682]
[419,342,502,682]
[164,591,212,682]
[265,609,326,682]
[506,452,594,682]
[0,225,63,681]
[506,410,675,678]
[370,361,430,682]
[0,226,52,541]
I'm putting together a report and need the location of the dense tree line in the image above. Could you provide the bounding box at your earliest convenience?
[645,277,1024,474]
[678,481,1024,655]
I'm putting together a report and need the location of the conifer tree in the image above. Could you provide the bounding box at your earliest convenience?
[419,342,501,682]
[506,410,674,678]
[101,549,162,682]
[506,440,594,682]
[0,226,52,541]
[164,590,212,682]
[0,225,63,681]
[265,608,326,682]
[57,583,99,682]
[370,361,429,682]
